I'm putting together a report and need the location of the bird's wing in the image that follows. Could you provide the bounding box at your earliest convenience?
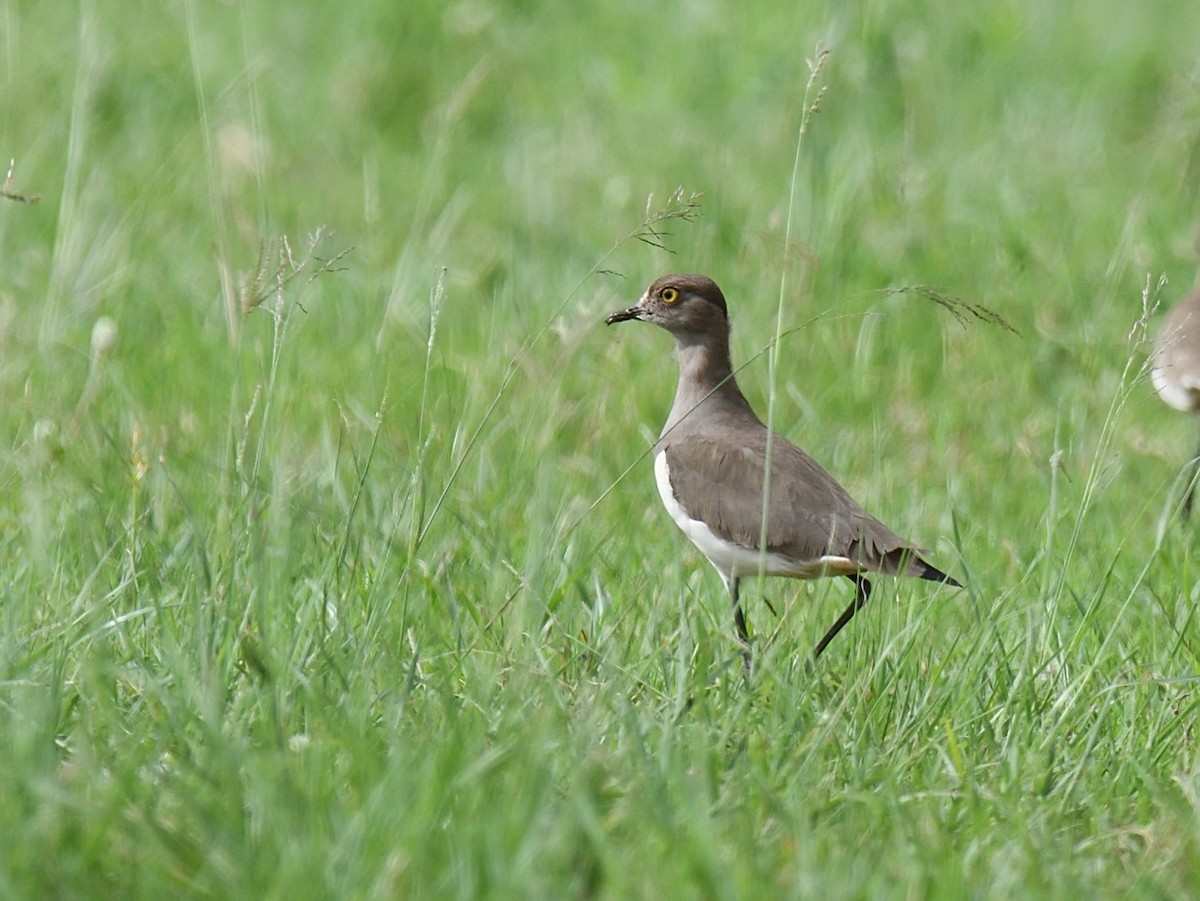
[660,434,928,575]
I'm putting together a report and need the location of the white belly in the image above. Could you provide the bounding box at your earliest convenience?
[653,451,858,581]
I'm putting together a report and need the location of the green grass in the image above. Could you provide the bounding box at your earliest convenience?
[4,0,1200,896]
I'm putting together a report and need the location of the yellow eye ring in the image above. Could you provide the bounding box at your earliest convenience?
[661,287,679,304]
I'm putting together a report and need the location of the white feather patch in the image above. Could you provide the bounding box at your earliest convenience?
[1152,363,1200,413]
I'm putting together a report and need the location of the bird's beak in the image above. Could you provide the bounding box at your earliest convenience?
[604,292,648,326]
[604,306,641,325]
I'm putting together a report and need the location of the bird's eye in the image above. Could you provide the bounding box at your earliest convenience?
[661,287,679,304]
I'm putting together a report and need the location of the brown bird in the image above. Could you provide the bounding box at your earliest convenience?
[1152,277,1200,517]
[605,273,961,664]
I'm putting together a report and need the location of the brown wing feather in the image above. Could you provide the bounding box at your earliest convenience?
[661,434,929,576]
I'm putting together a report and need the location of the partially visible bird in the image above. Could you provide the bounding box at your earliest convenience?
[1152,264,1200,517]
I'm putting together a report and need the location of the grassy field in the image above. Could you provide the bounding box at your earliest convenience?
[4,0,1200,897]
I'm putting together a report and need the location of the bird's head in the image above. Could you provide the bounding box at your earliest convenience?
[605,274,729,337]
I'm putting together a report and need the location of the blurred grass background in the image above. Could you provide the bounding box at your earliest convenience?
[3,0,1200,897]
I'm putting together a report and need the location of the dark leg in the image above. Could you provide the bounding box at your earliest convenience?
[1185,424,1200,520]
[729,576,751,671]
[812,575,872,659]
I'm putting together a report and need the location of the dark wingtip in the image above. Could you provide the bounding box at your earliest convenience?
[919,563,962,588]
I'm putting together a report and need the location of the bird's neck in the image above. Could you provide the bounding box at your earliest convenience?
[662,331,755,436]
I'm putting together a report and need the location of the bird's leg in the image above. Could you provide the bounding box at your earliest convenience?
[728,575,751,671]
[812,574,872,659]
[1185,423,1200,520]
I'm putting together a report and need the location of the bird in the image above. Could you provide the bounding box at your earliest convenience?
[1151,276,1200,518]
[605,273,961,665]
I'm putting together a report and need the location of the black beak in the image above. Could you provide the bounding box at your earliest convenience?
[604,305,643,326]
